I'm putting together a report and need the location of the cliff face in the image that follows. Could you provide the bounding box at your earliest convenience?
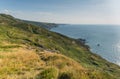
[0,14,120,79]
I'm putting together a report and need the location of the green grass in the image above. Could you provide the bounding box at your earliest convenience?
[36,67,58,79]
[0,14,120,79]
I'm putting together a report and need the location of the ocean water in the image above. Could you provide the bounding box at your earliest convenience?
[51,24,120,65]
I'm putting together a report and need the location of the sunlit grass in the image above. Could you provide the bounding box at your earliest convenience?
[0,14,120,79]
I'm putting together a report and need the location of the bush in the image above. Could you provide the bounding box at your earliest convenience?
[36,67,58,79]
[58,72,74,79]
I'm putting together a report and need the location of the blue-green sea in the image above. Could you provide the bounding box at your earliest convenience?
[51,24,120,65]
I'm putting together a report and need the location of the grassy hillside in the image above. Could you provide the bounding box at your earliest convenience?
[0,14,120,79]
[23,20,58,29]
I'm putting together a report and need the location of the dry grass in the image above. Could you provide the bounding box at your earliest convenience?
[39,51,84,71]
[0,47,45,79]
[0,46,88,79]
[38,51,88,79]
[0,46,114,79]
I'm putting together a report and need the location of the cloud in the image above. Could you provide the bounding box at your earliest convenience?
[1,0,120,25]
[0,0,120,24]
[1,10,119,24]
[3,9,11,14]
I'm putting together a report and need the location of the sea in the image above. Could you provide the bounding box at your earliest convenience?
[51,24,120,66]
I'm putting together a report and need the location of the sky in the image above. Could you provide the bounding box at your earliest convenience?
[0,0,120,24]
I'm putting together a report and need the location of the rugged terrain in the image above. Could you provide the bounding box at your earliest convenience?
[0,14,120,79]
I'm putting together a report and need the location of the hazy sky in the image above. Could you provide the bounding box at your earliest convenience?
[0,0,120,24]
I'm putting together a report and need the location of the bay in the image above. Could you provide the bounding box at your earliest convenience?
[51,24,120,65]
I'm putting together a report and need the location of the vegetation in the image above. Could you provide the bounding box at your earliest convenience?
[23,20,58,29]
[0,14,120,79]
[36,67,58,79]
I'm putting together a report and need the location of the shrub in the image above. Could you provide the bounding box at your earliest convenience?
[36,67,58,79]
[58,72,74,79]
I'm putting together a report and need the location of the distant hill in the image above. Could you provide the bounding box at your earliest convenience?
[0,14,120,79]
[23,20,58,29]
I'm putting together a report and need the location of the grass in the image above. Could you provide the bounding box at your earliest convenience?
[0,47,86,79]
[0,46,118,79]
[0,48,47,79]
[36,67,58,79]
[0,14,120,79]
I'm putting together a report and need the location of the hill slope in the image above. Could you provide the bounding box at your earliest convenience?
[23,20,58,29]
[0,14,120,79]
